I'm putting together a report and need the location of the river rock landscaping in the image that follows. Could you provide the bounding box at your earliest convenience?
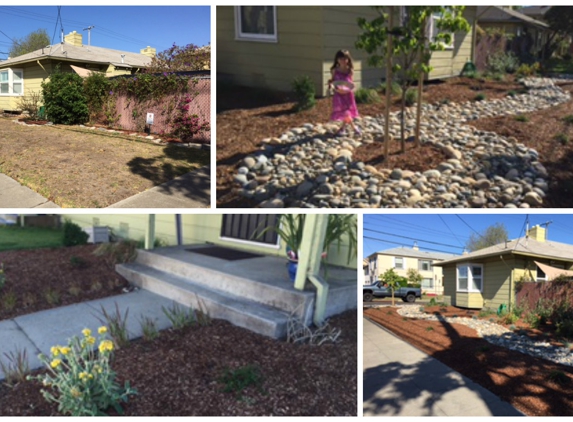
[226,77,571,208]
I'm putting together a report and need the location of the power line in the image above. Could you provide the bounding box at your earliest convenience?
[364,227,465,250]
[365,214,466,241]
[439,214,465,248]
[364,236,460,256]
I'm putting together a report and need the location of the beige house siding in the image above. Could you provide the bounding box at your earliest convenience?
[63,214,357,269]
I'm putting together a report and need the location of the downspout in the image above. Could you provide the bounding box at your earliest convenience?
[36,60,47,74]
[294,214,329,326]
[175,214,183,246]
[145,214,156,250]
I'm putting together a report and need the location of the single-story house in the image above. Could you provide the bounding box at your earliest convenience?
[62,213,357,338]
[365,244,458,295]
[217,6,477,96]
[434,225,573,311]
[519,6,552,23]
[0,30,155,112]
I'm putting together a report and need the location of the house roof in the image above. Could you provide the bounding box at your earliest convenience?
[0,42,152,69]
[435,236,573,266]
[369,247,458,261]
[520,6,552,19]
[476,6,549,29]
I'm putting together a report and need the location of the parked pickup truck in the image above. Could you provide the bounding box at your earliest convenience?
[363,282,422,303]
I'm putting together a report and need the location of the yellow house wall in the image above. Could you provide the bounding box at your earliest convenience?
[63,214,357,269]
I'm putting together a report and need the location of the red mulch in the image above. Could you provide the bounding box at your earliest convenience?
[0,311,357,416]
[365,307,573,416]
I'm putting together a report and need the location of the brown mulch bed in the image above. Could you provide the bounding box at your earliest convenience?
[0,311,357,416]
[0,245,129,321]
[0,118,209,208]
[353,142,448,173]
[365,307,573,416]
[217,75,573,208]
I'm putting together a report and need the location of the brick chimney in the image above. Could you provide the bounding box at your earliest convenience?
[527,225,546,242]
[64,31,83,47]
[140,46,156,58]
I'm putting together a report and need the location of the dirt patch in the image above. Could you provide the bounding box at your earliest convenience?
[354,141,448,173]
[365,307,573,416]
[216,76,524,207]
[0,244,129,321]
[0,118,209,208]
[0,311,357,416]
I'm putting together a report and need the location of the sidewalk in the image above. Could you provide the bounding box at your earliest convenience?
[363,317,523,416]
[0,289,178,380]
[0,166,210,209]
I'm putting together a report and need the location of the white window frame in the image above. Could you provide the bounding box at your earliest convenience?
[428,14,454,50]
[234,6,278,43]
[419,260,432,272]
[422,278,434,289]
[394,256,405,270]
[456,263,483,293]
[0,68,24,96]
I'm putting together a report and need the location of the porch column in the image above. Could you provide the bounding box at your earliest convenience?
[144,214,156,250]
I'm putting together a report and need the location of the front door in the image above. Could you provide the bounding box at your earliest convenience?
[220,214,279,246]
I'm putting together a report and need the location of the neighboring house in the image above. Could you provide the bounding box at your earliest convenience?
[434,225,573,311]
[62,214,357,338]
[217,6,477,96]
[0,30,155,112]
[364,244,458,295]
[476,6,550,57]
[519,6,552,23]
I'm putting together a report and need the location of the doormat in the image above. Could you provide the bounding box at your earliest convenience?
[187,246,264,261]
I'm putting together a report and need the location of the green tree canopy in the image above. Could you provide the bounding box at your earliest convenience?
[465,223,509,252]
[9,29,50,58]
[145,43,210,73]
[407,268,423,285]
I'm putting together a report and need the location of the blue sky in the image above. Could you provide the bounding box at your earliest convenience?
[0,6,210,59]
[364,214,573,257]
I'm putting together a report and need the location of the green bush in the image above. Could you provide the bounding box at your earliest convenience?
[83,72,111,122]
[486,51,520,74]
[404,88,417,106]
[379,80,402,96]
[555,133,569,145]
[474,93,486,102]
[42,68,89,125]
[62,220,89,247]
[507,90,517,97]
[563,115,573,125]
[292,75,316,111]
[355,87,381,104]
[515,114,529,122]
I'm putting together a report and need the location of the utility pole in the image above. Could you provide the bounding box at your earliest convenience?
[540,221,553,241]
[83,25,95,47]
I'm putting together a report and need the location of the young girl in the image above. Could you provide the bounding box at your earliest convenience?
[328,49,360,136]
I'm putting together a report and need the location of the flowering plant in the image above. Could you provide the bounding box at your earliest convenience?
[171,94,210,142]
[28,326,136,416]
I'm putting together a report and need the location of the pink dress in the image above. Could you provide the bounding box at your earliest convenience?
[330,69,359,122]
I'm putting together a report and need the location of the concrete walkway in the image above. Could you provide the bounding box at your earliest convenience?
[363,317,523,417]
[0,289,178,380]
[0,166,210,208]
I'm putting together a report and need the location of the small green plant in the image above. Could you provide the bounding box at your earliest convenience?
[162,303,196,329]
[489,72,504,81]
[404,88,417,106]
[501,313,518,325]
[555,133,569,145]
[402,317,408,321]
[510,324,517,331]
[379,80,402,96]
[474,93,486,102]
[93,240,138,269]
[62,220,89,247]
[515,115,529,123]
[28,327,136,416]
[425,326,434,332]
[563,115,573,125]
[486,51,520,74]
[489,318,495,323]
[139,316,159,341]
[44,288,61,306]
[419,306,425,312]
[0,348,30,386]
[507,90,517,97]
[472,315,478,320]
[387,310,392,315]
[478,309,494,318]
[97,303,130,349]
[292,75,316,111]
[557,320,573,339]
[22,292,37,308]
[219,365,264,398]
[68,284,82,297]
[548,370,570,385]
[355,87,380,104]
[1,291,17,311]
[69,256,86,268]
[0,263,5,291]
[428,297,437,306]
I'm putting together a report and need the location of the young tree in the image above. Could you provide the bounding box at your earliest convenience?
[357,7,470,152]
[543,7,573,59]
[406,268,423,286]
[9,29,50,58]
[145,43,210,73]
[465,222,509,252]
[380,268,403,306]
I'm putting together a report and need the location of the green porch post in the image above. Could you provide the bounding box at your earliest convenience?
[145,214,156,250]
[294,214,330,326]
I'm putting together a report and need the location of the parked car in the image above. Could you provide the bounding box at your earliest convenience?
[363,281,422,303]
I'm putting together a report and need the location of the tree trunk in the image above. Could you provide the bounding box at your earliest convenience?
[415,72,423,148]
[400,88,406,153]
[384,6,394,162]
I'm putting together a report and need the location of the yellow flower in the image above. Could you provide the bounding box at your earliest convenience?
[60,347,71,355]
[71,387,81,398]
[98,326,108,335]
[86,336,96,345]
[93,365,103,374]
[98,340,114,353]
[50,346,60,357]
[50,359,61,369]
[82,328,92,337]
[79,371,88,380]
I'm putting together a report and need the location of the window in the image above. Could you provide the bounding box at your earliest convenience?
[0,69,23,96]
[456,264,483,292]
[429,14,454,49]
[235,6,277,42]
[394,257,404,270]
[422,278,434,289]
[419,260,432,271]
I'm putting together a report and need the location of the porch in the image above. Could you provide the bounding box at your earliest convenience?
[116,244,357,339]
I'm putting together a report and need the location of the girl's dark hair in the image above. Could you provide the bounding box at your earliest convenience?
[330,49,354,72]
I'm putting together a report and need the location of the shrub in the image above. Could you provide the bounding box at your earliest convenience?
[93,240,138,269]
[42,68,89,125]
[563,115,573,125]
[292,75,316,111]
[428,297,437,306]
[0,348,29,386]
[474,93,486,102]
[404,88,417,106]
[62,220,89,247]
[555,133,569,145]
[516,62,540,77]
[501,313,518,325]
[2,291,17,311]
[83,72,110,122]
[379,80,402,96]
[219,365,264,398]
[16,91,43,120]
[355,87,380,104]
[489,72,505,81]
[557,320,573,339]
[507,90,517,97]
[97,304,130,349]
[486,51,520,74]
[170,94,210,142]
[139,316,159,341]
[515,115,529,122]
[548,370,570,385]
[162,303,196,329]
[28,327,136,416]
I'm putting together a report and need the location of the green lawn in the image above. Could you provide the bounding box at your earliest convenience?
[0,226,64,251]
